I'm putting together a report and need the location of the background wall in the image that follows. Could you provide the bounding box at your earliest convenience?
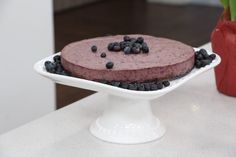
[0,0,54,134]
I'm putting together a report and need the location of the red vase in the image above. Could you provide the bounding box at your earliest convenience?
[211,18,236,97]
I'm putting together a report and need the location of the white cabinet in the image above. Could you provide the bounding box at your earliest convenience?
[0,0,54,134]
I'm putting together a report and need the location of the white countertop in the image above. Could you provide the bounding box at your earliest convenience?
[0,43,236,157]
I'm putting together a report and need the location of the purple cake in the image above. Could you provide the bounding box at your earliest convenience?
[61,34,195,82]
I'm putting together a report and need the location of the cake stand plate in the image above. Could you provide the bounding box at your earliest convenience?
[34,48,221,144]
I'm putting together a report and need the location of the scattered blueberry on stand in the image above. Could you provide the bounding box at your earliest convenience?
[209,54,216,60]
[120,82,129,89]
[111,81,121,87]
[194,49,216,69]
[128,83,138,90]
[144,83,151,91]
[44,55,71,76]
[99,80,171,91]
[156,82,163,89]
[162,80,170,87]
[53,55,61,62]
[150,83,158,90]
[44,61,56,73]
[137,84,145,91]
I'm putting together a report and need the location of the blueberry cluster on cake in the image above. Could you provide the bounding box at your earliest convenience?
[44,34,215,91]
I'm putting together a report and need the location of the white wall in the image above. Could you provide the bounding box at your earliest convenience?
[0,0,55,134]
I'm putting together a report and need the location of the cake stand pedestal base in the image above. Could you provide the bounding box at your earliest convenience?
[89,94,165,144]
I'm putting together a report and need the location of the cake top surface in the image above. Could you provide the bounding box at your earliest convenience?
[61,34,194,70]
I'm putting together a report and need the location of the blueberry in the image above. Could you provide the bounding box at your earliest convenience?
[53,55,61,62]
[199,49,207,53]
[209,54,216,60]
[142,46,149,53]
[120,41,126,49]
[196,53,203,60]
[195,60,202,68]
[114,42,120,46]
[120,82,129,89]
[137,83,145,91]
[133,43,142,49]
[131,47,140,54]
[45,61,56,73]
[124,41,132,48]
[156,82,163,89]
[44,61,51,66]
[108,43,114,51]
[124,47,131,54]
[113,45,121,51]
[100,52,106,58]
[142,42,147,47]
[55,61,62,67]
[128,83,138,90]
[111,81,121,87]
[137,37,144,44]
[130,38,137,44]
[99,80,108,84]
[56,60,63,65]
[150,83,158,91]
[199,49,209,59]
[56,66,63,73]
[60,70,69,76]
[162,81,170,87]
[106,62,114,69]
[123,35,131,41]
[91,45,97,52]
[106,81,112,85]
[201,59,212,67]
[144,83,151,91]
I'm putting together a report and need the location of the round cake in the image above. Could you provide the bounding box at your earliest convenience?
[61,34,195,82]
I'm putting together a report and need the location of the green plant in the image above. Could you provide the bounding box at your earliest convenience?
[221,0,236,21]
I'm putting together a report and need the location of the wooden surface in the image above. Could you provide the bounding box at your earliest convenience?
[54,0,222,108]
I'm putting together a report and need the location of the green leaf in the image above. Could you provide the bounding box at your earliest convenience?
[221,0,229,8]
[230,0,236,21]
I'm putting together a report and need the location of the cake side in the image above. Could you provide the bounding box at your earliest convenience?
[61,55,194,82]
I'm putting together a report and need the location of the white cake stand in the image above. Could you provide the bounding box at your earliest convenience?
[34,48,221,144]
